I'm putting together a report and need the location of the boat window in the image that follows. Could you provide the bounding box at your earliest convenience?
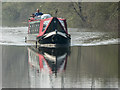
[42,20,51,32]
[29,22,40,34]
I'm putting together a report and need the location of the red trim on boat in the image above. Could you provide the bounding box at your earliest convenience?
[39,54,43,69]
[38,54,52,74]
[57,18,66,21]
[28,17,69,38]
[37,17,53,37]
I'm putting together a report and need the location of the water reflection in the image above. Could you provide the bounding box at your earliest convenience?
[2,45,118,88]
[28,46,70,88]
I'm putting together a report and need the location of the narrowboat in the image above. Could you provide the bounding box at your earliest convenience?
[27,14,71,47]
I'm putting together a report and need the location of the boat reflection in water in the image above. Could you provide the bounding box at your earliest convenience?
[28,46,70,88]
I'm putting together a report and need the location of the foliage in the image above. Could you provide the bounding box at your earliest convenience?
[2,2,118,31]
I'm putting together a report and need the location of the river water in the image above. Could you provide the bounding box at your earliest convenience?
[1,27,119,88]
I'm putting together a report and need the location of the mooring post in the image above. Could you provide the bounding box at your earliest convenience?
[36,41,37,48]
[25,37,27,42]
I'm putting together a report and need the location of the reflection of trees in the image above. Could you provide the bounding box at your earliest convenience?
[2,46,29,88]
[65,45,118,88]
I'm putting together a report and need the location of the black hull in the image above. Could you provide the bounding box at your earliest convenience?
[28,17,71,47]
[38,47,70,73]
[28,46,70,74]
[38,47,70,56]
[37,34,71,46]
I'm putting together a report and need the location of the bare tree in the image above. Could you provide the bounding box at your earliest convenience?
[72,2,86,22]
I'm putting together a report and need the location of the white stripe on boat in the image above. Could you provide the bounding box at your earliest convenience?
[44,52,67,62]
[44,31,67,39]
[57,53,67,60]
[57,31,67,38]
[44,52,56,61]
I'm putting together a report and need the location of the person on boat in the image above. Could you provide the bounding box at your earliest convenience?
[29,13,35,20]
[35,9,43,16]
[31,13,35,18]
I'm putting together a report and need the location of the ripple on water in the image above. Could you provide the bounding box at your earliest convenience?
[0,27,119,46]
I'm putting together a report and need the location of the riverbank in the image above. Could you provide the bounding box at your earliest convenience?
[2,2,118,32]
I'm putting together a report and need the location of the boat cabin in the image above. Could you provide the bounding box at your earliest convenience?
[28,14,68,36]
